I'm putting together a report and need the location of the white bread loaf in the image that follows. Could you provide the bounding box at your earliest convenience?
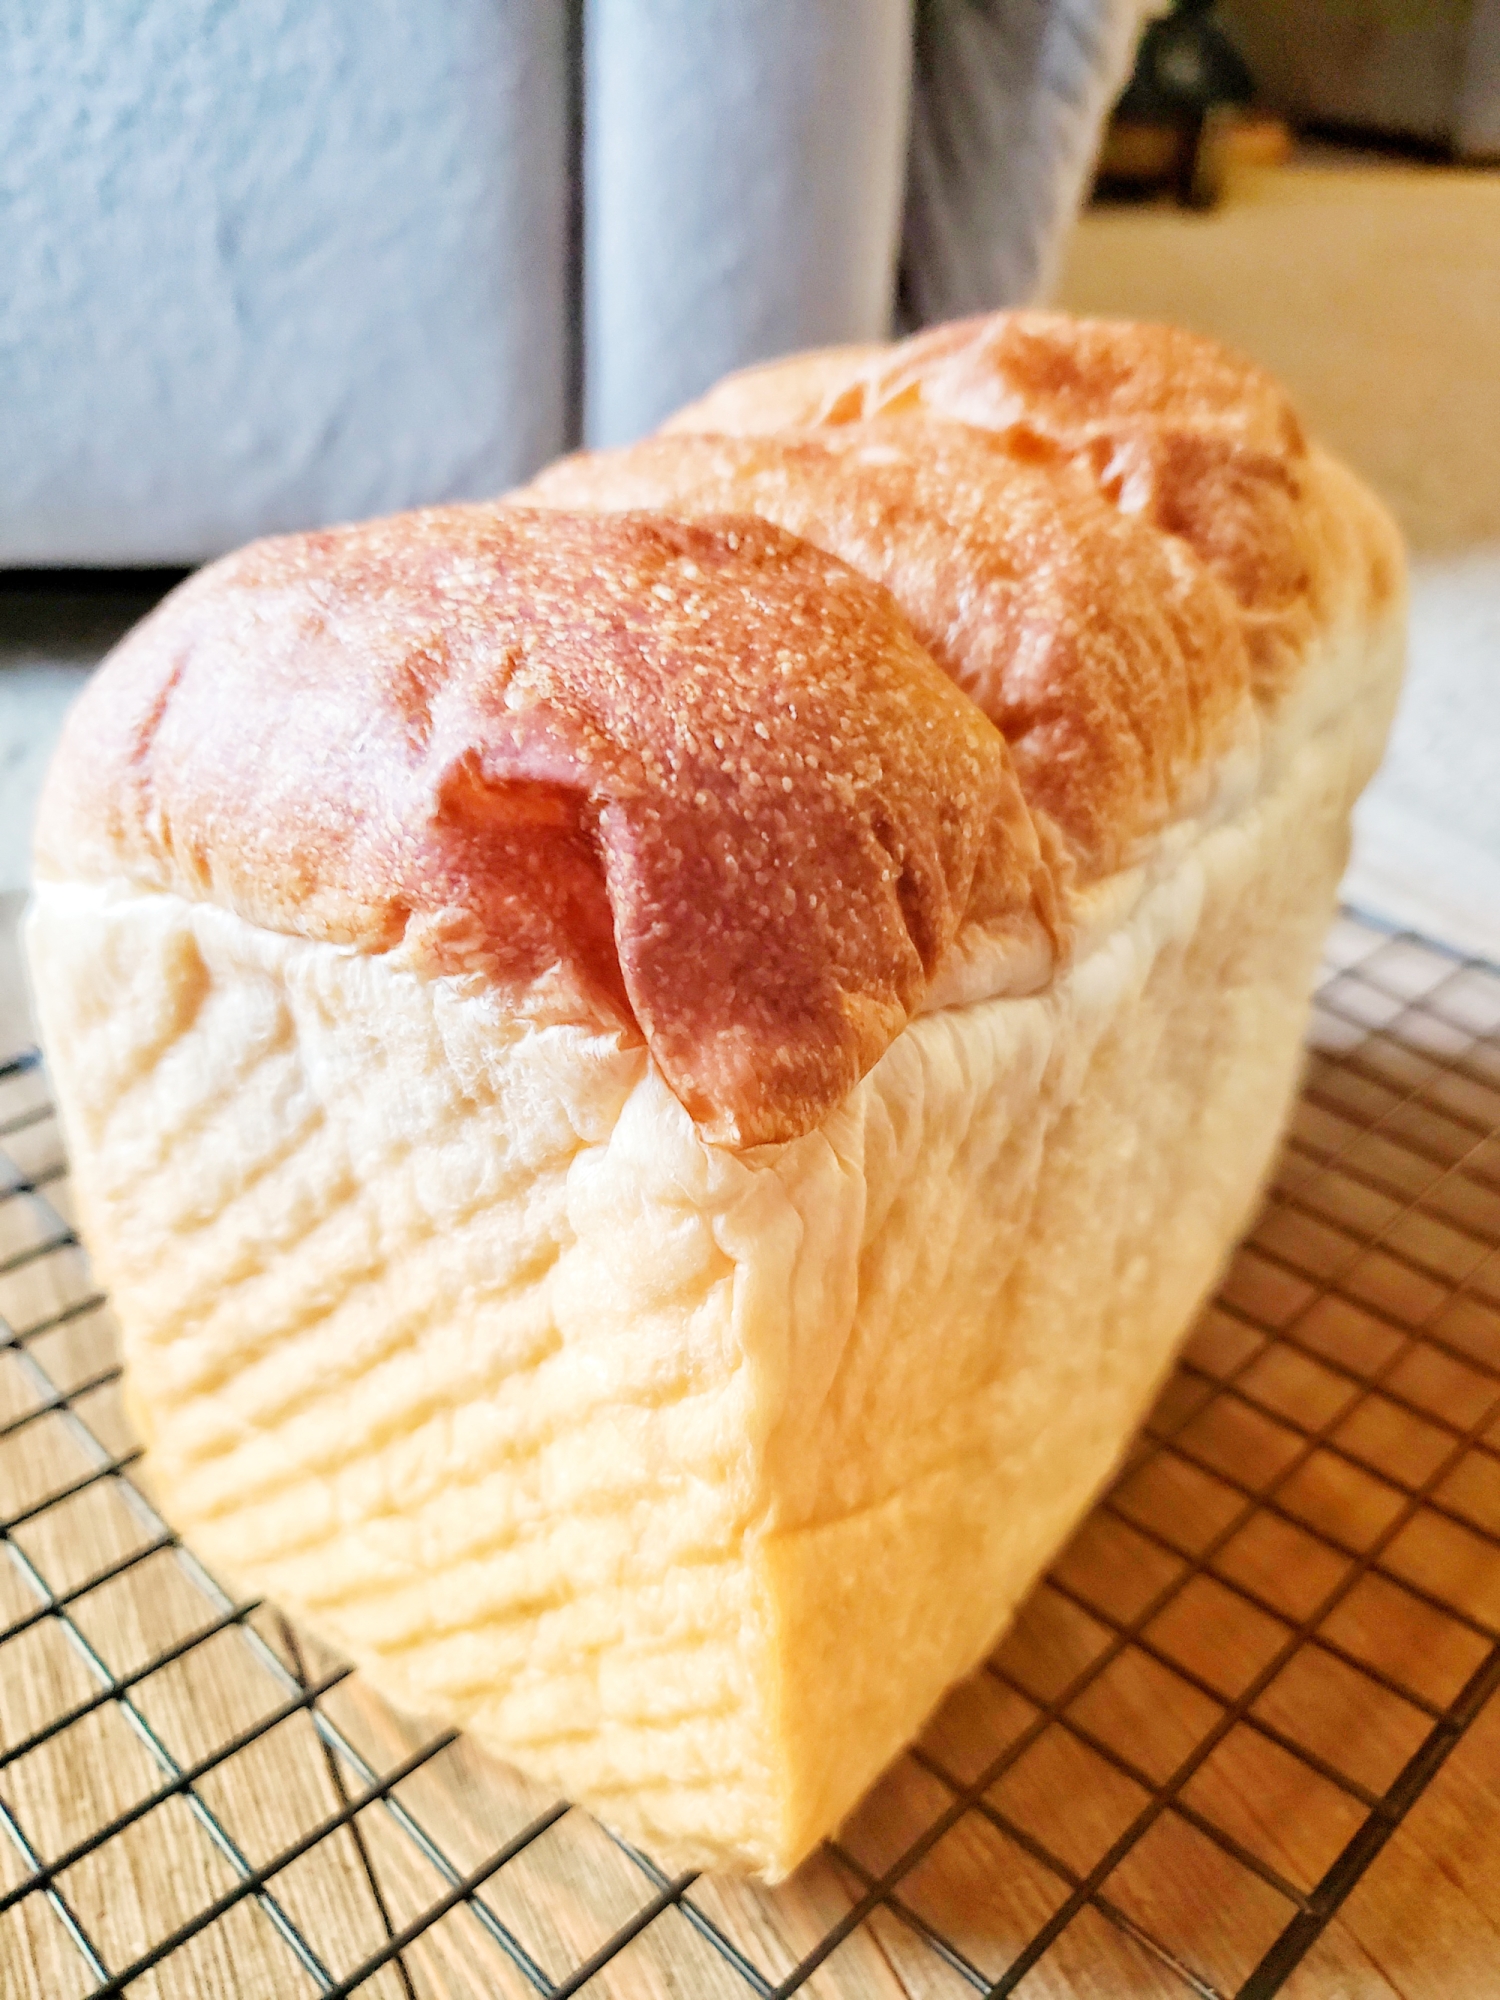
[25,313,1405,1879]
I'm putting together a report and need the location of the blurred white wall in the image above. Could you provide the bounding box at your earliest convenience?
[1,0,573,564]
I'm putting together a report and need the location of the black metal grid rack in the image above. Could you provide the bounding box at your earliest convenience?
[3,912,1500,1997]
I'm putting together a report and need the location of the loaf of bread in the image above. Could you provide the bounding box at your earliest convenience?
[26,313,1405,1879]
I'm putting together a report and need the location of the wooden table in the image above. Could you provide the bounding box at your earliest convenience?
[2,907,1499,1999]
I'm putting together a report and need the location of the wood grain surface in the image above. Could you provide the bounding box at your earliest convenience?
[2,913,1499,1998]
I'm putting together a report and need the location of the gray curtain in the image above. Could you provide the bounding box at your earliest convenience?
[901,0,1145,326]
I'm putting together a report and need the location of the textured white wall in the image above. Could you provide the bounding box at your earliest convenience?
[1,1,572,564]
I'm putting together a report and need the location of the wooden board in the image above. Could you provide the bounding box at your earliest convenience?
[2,913,1500,1998]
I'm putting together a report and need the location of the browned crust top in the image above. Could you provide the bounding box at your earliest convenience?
[36,312,1403,1148]
[35,506,1048,1145]
[523,422,1253,879]
[665,311,1402,701]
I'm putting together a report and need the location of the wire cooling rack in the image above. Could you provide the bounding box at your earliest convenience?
[3,914,1500,1998]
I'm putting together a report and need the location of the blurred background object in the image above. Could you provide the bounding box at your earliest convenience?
[1217,0,1500,160]
[1093,0,1257,207]
[1094,0,1500,205]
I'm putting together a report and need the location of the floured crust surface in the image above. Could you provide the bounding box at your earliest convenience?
[33,507,1047,1146]
[665,310,1403,704]
[522,423,1256,880]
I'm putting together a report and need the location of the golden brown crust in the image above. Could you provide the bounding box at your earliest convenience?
[661,343,888,438]
[829,311,1303,450]
[35,506,1047,1147]
[37,313,1403,1149]
[664,311,1387,706]
[522,423,1254,879]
